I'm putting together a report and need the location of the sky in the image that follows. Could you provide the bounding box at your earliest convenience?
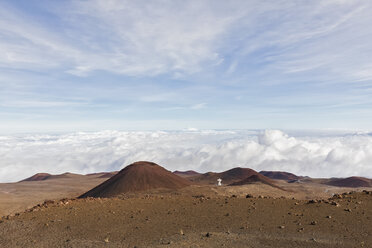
[1,0,372,133]
[1,1,372,181]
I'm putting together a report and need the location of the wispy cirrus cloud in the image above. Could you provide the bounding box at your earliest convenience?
[1,0,370,81]
[190,103,207,110]
[0,0,238,76]
[1,0,372,132]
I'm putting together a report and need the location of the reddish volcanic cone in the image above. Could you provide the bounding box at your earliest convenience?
[192,167,259,185]
[21,173,52,182]
[21,172,83,182]
[326,177,372,188]
[173,170,200,178]
[229,174,283,190]
[80,161,191,198]
[259,171,300,181]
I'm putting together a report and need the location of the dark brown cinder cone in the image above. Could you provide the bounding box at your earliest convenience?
[80,161,191,198]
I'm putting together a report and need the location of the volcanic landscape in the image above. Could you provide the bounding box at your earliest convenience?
[0,161,371,247]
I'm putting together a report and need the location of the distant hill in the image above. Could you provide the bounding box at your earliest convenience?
[259,171,300,181]
[173,170,200,178]
[325,177,372,188]
[21,172,82,182]
[21,171,119,182]
[190,167,259,185]
[86,171,119,178]
[80,161,191,198]
[98,171,118,178]
[229,174,284,190]
[21,173,52,182]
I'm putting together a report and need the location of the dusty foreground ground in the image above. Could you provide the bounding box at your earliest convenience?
[0,175,107,217]
[0,175,365,217]
[0,186,371,248]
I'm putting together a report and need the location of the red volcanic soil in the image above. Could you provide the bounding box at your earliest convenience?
[229,174,283,190]
[259,171,300,181]
[80,161,192,198]
[326,176,372,188]
[21,173,52,182]
[191,167,259,185]
[173,170,200,177]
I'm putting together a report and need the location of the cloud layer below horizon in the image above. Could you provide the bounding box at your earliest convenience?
[1,130,371,183]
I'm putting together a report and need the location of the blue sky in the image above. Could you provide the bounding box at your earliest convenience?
[1,0,372,133]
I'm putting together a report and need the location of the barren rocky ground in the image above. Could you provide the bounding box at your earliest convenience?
[0,175,107,217]
[0,186,371,248]
[1,163,371,248]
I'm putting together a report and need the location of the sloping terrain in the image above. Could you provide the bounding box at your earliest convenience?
[229,174,283,190]
[80,161,191,198]
[21,172,83,182]
[86,172,118,178]
[260,171,300,181]
[0,174,107,217]
[190,167,259,185]
[173,170,201,178]
[325,177,372,188]
[97,172,118,178]
[21,173,52,182]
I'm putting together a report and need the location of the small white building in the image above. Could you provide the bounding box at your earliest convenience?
[217,178,222,186]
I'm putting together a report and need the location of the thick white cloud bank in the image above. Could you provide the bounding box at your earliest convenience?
[0,130,372,183]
